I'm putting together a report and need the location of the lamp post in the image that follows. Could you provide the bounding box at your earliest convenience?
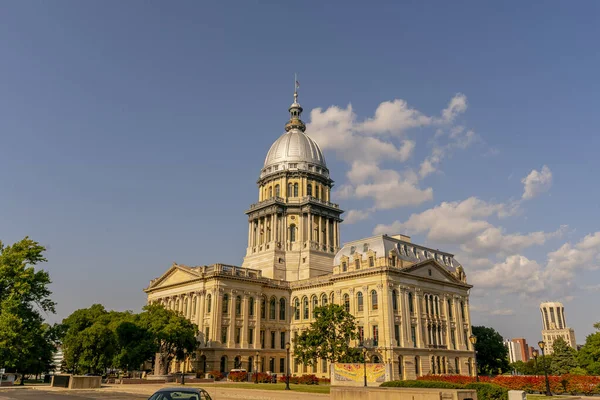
[181,349,187,386]
[469,334,479,382]
[255,351,259,384]
[361,346,368,387]
[532,349,539,377]
[538,341,552,396]
[285,342,291,390]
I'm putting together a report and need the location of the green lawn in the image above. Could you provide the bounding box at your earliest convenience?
[208,382,330,394]
[527,396,575,399]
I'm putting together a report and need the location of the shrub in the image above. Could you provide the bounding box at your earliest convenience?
[465,382,508,400]
[208,370,224,381]
[381,380,461,389]
[228,371,248,382]
[318,377,331,384]
[252,372,271,383]
[297,374,319,385]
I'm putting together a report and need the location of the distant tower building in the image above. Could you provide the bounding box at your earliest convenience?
[512,338,530,362]
[540,301,576,354]
[505,340,523,363]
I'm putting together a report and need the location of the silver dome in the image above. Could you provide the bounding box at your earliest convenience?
[261,129,328,179]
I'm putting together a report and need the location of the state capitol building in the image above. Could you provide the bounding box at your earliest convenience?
[144,89,476,380]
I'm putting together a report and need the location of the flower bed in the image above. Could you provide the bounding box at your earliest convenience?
[416,374,600,395]
[228,371,248,382]
[276,374,321,385]
[382,380,508,400]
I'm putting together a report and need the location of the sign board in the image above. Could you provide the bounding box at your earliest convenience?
[0,368,5,374]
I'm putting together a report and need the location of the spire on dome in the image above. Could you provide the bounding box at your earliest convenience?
[285,74,306,132]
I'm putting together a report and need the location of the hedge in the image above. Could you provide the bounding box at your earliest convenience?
[417,374,600,395]
[381,379,508,400]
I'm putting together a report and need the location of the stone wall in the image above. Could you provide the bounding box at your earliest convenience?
[331,387,477,400]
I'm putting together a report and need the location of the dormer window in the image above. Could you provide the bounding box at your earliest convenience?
[412,247,417,257]
[350,246,355,255]
[342,262,347,272]
[363,243,369,252]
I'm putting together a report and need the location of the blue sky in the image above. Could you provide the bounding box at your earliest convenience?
[1,1,599,347]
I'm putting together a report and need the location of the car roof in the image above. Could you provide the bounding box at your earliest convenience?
[155,387,206,393]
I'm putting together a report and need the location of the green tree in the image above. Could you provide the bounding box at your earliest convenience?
[0,237,56,382]
[113,315,156,372]
[140,303,198,375]
[550,337,579,374]
[293,304,361,366]
[578,322,600,375]
[471,326,510,375]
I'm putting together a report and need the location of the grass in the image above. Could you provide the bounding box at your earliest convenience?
[206,382,330,394]
[527,396,576,399]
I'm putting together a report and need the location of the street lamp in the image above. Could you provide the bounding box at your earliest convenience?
[285,342,291,390]
[255,351,259,384]
[181,349,187,386]
[361,346,368,387]
[469,334,479,382]
[538,341,552,397]
[532,349,539,377]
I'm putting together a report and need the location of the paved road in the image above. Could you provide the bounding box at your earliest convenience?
[0,389,147,400]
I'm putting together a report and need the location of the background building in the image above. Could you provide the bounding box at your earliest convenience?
[505,340,523,364]
[540,301,576,354]
[144,89,476,380]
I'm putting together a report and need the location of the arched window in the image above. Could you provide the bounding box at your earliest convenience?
[431,356,436,374]
[294,298,300,320]
[307,183,312,196]
[288,183,293,197]
[236,295,242,316]
[269,297,276,320]
[371,290,378,310]
[261,297,266,319]
[343,294,350,312]
[357,292,364,312]
[392,290,398,311]
[355,259,360,270]
[342,262,347,272]
[293,183,298,197]
[207,294,212,313]
[435,296,439,316]
[275,184,280,197]
[222,294,229,315]
[461,301,465,319]
[315,184,319,199]
[425,295,430,314]
[312,295,318,318]
[408,292,414,313]
[268,187,272,198]
[415,356,421,376]
[363,243,369,252]
[279,298,286,320]
[289,224,296,242]
[248,356,254,373]
[303,297,309,319]
[220,356,228,373]
[455,357,460,374]
[321,293,328,306]
[249,297,255,316]
[372,355,380,363]
[321,187,324,200]
[330,292,335,304]
[447,299,452,318]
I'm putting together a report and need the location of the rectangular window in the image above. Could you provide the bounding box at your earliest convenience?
[280,358,285,373]
[294,331,298,344]
[260,330,265,348]
[342,262,347,272]
[281,332,286,349]
[249,328,254,344]
[451,330,456,350]
[355,259,360,270]
[235,327,241,344]
[464,331,469,350]
[394,325,400,345]
[269,358,275,373]
[369,256,374,267]
[373,325,379,346]
[271,331,276,349]
[322,358,328,373]
[221,327,227,344]
[294,359,299,373]
[205,327,210,342]
[411,326,417,348]
[358,326,364,344]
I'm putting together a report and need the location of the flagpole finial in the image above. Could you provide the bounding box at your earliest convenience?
[294,73,299,103]
[285,74,305,132]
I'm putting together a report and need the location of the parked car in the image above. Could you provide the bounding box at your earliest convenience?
[148,387,212,400]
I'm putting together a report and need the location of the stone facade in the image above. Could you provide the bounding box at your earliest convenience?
[144,89,477,380]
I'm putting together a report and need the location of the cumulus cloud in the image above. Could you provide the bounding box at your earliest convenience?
[522,165,553,200]
[307,93,471,215]
[419,126,479,179]
[490,309,515,316]
[471,255,545,294]
[344,209,372,224]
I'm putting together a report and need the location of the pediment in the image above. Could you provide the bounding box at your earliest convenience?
[148,264,200,290]
[402,260,463,285]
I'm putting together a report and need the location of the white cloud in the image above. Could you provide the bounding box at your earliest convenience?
[470,255,545,294]
[419,126,479,179]
[522,165,553,200]
[373,197,506,243]
[491,309,515,316]
[344,209,371,224]
[307,93,472,215]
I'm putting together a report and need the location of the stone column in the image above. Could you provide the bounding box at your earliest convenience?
[454,296,465,350]
[325,217,330,251]
[307,211,312,243]
[415,290,424,348]
[242,292,250,347]
[318,215,322,247]
[198,291,205,333]
[400,287,410,347]
[362,286,369,344]
[380,284,393,348]
[228,290,236,347]
[213,289,223,342]
[248,221,252,248]
[349,288,355,314]
[254,295,262,349]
